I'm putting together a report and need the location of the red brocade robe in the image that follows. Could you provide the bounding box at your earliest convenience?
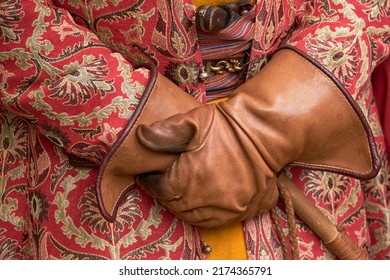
[0,0,389,259]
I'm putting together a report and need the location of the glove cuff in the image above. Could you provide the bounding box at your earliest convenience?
[222,48,380,179]
[96,66,200,222]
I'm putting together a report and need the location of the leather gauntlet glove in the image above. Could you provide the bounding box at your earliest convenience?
[136,49,380,228]
[97,70,200,221]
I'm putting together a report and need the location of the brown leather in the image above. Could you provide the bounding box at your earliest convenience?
[97,71,200,222]
[223,49,379,177]
[136,49,380,228]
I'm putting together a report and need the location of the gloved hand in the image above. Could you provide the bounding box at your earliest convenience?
[136,49,380,228]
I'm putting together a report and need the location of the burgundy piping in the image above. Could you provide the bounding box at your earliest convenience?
[95,64,158,222]
[278,46,381,180]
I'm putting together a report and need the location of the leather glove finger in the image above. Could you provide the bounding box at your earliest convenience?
[135,172,182,203]
[136,114,196,153]
[136,170,248,227]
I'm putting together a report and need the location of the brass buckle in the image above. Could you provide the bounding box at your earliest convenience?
[200,53,249,82]
[206,59,246,74]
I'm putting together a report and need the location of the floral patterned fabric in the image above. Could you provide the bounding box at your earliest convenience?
[0,0,389,259]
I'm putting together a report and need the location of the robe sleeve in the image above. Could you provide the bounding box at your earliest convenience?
[0,0,154,165]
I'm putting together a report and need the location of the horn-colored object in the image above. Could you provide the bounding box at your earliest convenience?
[279,172,370,260]
[195,0,253,32]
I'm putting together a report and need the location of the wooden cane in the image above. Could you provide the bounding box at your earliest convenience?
[278,172,370,260]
